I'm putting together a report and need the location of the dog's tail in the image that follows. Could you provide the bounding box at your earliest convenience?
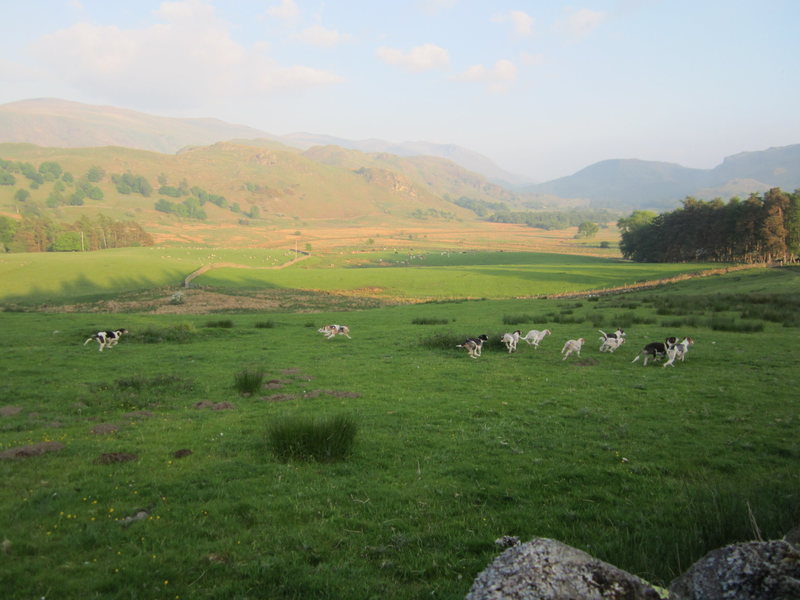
[83,336,95,345]
[631,354,641,363]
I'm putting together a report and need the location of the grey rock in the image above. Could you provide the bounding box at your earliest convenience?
[669,540,800,600]
[465,537,662,600]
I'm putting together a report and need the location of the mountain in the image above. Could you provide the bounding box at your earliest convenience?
[526,145,800,210]
[0,140,503,225]
[282,133,529,186]
[0,98,523,185]
[0,98,273,154]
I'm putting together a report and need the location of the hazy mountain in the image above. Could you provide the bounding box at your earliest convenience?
[526,145,800,210]
[282,133,530,186]
[0,140,506,224]
[0,98,524,185]
[0,98,273,154]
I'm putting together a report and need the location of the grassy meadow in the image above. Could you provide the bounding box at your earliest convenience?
[1,259,799,599]
[1,247,721,305]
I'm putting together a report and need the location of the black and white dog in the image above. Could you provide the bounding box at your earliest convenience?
[631,337,678,366]
[84,329,129,352]
[457,334,489,359]
[317,324,351,339]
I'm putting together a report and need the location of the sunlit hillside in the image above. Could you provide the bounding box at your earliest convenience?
[0,142,613,251]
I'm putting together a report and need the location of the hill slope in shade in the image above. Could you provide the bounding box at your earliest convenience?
[526,145,800,210]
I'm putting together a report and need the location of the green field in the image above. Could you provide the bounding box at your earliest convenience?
[0,248,726,304]
[0,247,299,302]
[1,264,798,599]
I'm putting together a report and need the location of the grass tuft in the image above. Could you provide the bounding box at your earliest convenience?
[134,322,196,343]
[502,314,537,325]
[234,368,265,395]
[206,319,234,328]
[267,414,358,462]
[411,317,450,325]
[254,320,276,328]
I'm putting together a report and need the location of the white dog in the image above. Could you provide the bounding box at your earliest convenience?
[560,338,586,360]
[522,329,551,348]
[84,329,128,352]
[599,336,626,353]
[663,337,694,367]
[318,324,351,339]
[501,330,521,353]
[457,334,489,359]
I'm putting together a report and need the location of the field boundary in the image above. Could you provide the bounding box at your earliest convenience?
[543,262,773,299]
[183,252,311,287]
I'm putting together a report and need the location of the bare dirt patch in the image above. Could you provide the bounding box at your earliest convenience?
[96,452,138,464]
[193,400,236,410]
[90,423,120,435]
[263,393,297,402]
[0,406,23,417]
[0,441,65,460]
[41,287,392,314]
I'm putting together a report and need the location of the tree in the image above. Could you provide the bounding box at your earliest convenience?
[14,189,30,202]
[39,161,63,181]
[576,222,599,238]
[51,231,82,252]
[0,216,17,252]
[86,166,105,182]
[785,189,800,260]
[760,188,789,262]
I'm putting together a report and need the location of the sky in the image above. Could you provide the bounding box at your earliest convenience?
[1,0,799,182]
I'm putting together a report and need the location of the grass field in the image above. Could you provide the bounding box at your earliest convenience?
[1,247,725,305]
[1,265,798,599]
[0,247,299,303]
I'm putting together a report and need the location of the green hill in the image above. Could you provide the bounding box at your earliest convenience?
[0,141,526,229]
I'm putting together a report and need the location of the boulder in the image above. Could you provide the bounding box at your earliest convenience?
[669,540,800,600]
[464,537,662,600]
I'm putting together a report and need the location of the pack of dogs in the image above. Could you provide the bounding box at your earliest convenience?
[456,326,695,367]
[82,322,695,369]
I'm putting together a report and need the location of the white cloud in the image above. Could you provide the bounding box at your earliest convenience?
[295,25,353,47]
[266,0,300,21]
[376,43,450,72]
[30,0,341,110]
[562,8,607,39]
[492,10,534,36]
[454,59,517,93]
[521,52,545,67]
[418,0,459,15]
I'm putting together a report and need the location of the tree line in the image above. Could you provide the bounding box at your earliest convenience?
[618,188,800,263]
[0,214,153,253]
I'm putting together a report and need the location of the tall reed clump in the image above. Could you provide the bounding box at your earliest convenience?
[267,414,357,462]
[234,368,265,395]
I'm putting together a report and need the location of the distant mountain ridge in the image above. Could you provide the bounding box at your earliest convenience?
[0,98,525,186]
[526,145,800,210]
[1,98,798,211]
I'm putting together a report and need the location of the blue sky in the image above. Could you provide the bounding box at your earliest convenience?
[1,0,798,181]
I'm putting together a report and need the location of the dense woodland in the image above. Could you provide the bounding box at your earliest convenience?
[0,213,153,253]
[618,188,800,263]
